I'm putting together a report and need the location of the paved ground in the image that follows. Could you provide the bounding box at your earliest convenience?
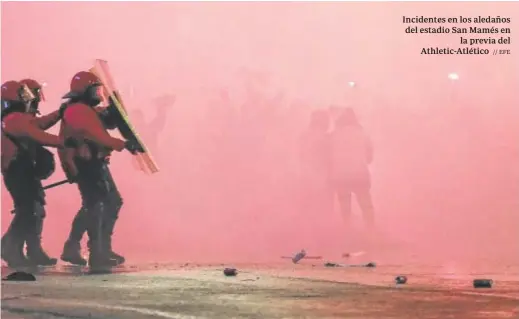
[2,261,518,319]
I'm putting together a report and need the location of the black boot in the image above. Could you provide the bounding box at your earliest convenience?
[61,208,88,266]
[26,214,57,266]
[108,249,125,266]
[87,204,117,270]
[1,214,31,268]
[104,216,125,266]
[88,241,118,269]
[61,240,87,266]
[88,245,118,269]
[2,235,31,268]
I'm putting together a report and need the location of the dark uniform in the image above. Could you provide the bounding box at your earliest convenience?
[57,71,142,268]
[60,105,125,266]
[1,80,64,267]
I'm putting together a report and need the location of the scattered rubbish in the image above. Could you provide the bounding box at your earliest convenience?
[281,255,322,261]
[324,262,340,267]
[473,279,493,288]
[395,276,407,284]
[292,249,306,264]
[324,262,376,268]
[2,271,36,282]
[280,249,322,263]
[223,268,237,277]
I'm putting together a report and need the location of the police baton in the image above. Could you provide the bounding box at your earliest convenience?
[43,179,70,190]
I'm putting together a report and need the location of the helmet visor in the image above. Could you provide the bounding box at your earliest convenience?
[19,84,36,103]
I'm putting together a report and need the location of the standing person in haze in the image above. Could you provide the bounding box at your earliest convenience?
[299,110,332,191]
[1,80,67,267]
[130,94,174,157]
[328,108,375,230]
[57,71,143,268]
[298,110,333,249]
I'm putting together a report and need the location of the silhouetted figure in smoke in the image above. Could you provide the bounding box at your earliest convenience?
[328,108,375,229]
[130,94,175,157]
[300,110,331,181]
[298,110,334,248]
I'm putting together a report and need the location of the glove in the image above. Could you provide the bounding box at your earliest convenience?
[108,94,118,108]
[124,140,145,154]
[63,168,77,184]
[103,155,112,164]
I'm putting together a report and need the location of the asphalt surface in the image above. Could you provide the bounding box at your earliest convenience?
[2,262,518,319]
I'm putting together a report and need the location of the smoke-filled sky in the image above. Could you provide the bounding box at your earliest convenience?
[2,2,518,267]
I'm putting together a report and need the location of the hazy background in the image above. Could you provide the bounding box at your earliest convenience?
[2,2,518,267]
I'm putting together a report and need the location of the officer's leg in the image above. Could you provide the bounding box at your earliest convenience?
[60,207,88,266]
[1,206,32,267]
[25,202,58,266]
[81,167,118,269]
[61,171,93,266]
[85,200,117,269]
[101,165,125,265]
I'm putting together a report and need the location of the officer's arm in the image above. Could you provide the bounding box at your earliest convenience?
[3,113,63,148]
[57,123,78,180]
[58,147,79,180]
[64,105,125,151]
[34,110,62,130]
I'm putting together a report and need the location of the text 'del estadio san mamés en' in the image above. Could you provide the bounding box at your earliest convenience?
[405,26,510,34]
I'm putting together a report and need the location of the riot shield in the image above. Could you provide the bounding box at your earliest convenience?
[90,59,159,174]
